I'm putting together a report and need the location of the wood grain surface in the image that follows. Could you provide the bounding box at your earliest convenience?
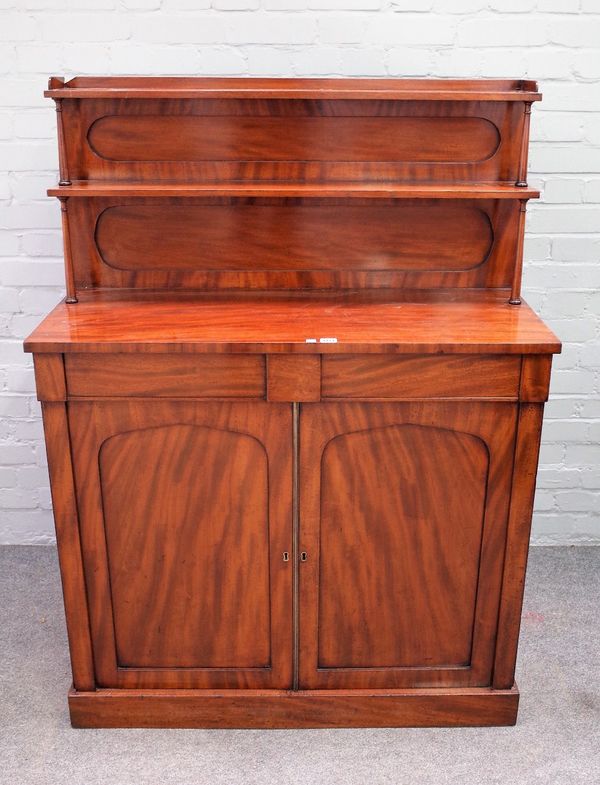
[267,355,321,402]
[33,354,66,401]
[68,686,520,729]
[48,182,541,199]
[94,201,493,271]
[40,400,95,691]
[87,114,499,163]
[100,424,270,669]
[65,353,265,398]
[32,77,554,728]
[318,423,488,668]
[24,290,561,356]
[68,400,293,689]
[46,76,541,101]
[65,197,521,291]
[298,401,517,690]
[321,354,521,399]
[493,403,545,689]
[59,98,524,183]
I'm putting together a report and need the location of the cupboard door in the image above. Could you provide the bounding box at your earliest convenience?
[298,401,517,690]
[69,400,292,689]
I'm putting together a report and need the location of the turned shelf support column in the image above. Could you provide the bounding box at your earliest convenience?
[509,199,528,306]
[511,99,534,305]
[59,197,77,304]
[50,78,72,188]
[51,78,77,303]
[54,99,71,187]
[515,101,533,188]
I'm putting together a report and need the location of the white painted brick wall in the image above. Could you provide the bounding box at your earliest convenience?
[0,0,598,545]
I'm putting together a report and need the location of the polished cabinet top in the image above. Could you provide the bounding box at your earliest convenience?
[25,290,560,355]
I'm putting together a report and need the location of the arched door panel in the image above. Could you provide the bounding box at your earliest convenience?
[299,401,517,690]
[69,400,292,690]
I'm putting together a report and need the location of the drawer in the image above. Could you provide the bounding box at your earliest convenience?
[65,354,265,398]
[321,355,521,399]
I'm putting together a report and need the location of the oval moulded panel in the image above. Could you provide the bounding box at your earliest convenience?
[94,202,494,273]
[87,115,500,164]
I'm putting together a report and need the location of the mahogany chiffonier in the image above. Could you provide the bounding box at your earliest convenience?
[25,77,560,729]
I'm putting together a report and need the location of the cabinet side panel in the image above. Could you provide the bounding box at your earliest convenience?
[40,400,95,690]
[493,403,545,689]
[33,354,66,401]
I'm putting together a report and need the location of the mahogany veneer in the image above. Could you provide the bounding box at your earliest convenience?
[27,77,559,728]
[25,290,559,356]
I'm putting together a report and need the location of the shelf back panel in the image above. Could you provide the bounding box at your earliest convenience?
[61,98,524,184]
[48,78,539,296]
[68,196,519,291]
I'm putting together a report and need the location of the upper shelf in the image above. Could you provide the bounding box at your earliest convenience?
[49,78,540,186]
[45,76,542,302]
[45,77,542,102]
[49,182,540,200]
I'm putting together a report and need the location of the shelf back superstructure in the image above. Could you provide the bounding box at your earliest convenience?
[46,76,540,304]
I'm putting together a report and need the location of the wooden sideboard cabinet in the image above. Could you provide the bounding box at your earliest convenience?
[25,77,561,729]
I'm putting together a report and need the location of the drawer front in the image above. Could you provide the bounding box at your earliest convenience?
[322,355,521,400]
[65,354,265,398]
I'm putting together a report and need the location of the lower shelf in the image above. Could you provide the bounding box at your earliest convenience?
[68,685,519,729]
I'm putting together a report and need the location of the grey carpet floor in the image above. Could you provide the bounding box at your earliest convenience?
[0,545,598,785]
